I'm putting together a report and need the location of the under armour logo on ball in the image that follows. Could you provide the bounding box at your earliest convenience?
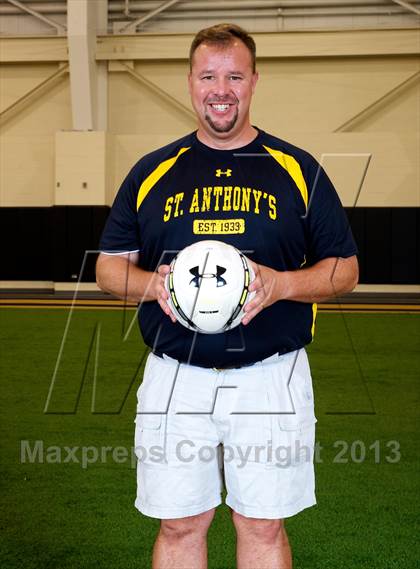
[189,266,227,287]
[215,169,232,177]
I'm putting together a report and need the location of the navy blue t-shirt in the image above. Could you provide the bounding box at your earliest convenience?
[100,129,357,367]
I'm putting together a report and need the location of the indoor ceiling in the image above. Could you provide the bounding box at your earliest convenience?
[0,0,419,35]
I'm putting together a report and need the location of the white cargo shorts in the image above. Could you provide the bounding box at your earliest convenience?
[134,349,317,520]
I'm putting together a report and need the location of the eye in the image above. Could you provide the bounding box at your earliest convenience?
[229,75,242,81]
[201,75,214,81]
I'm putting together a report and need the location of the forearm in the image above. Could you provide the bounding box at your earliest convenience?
[96,254,158,303]
[282,256,359,303]
[243,255,358,324]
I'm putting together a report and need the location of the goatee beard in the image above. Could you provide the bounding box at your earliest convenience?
[205,108,238,133]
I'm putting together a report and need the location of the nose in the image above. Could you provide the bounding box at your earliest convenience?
[213,76,230,97]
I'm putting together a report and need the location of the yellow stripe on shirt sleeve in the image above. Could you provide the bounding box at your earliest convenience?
[136,146,191,211]
[263,145,308,210]
[263,146,314,339]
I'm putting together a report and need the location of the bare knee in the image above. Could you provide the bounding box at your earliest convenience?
[232,511,286,545]
[160,509,215,543]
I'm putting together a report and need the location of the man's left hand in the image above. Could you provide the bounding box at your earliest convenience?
[242,261,288,325]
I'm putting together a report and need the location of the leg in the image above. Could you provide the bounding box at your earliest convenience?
[135,356,223,566]
[152,508,215,569]
[232,511,292,569]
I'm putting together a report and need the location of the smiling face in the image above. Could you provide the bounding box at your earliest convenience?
[188,40,259,148]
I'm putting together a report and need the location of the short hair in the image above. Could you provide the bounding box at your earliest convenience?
[189,23,256,73]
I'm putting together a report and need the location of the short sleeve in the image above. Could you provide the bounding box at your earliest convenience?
[305,158,358,265]
[99,169,140,254]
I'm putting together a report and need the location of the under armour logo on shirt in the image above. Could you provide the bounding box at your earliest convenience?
[215,169,232,177]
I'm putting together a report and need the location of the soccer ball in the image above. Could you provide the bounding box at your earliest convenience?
[165,240,255,334]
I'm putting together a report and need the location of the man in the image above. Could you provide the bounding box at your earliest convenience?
[96,24,358,569]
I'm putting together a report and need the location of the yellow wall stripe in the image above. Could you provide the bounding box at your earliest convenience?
[263,145,308,209]
[311,303,318,339]
[136,146,191,211]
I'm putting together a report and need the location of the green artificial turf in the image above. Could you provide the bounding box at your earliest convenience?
[1,308,419,568]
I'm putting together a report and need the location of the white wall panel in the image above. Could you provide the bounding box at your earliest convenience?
[252,57,419,135]
[108,70,193,136]
[298,133,419,207]
[55,131,112,205]
[0,63,59,111]
[0,134,55,206]
[356,84,419,132]
[0,67,71,206]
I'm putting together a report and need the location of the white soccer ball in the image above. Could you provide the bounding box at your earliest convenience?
[165,240,255,334]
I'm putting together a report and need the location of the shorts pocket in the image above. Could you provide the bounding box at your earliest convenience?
[263,353,317,469]
[267,406,316,469]
[277,404,317,432]
[134,413,167,465]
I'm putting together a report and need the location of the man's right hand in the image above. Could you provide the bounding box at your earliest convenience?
[96,253,176,323]
[154,264,177,323]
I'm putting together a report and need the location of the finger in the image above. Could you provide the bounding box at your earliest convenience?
[158,297,177,322]
[161,295,177,323]
[243,291,265,313]
[242,304,263,326]
[248,269,264,292]
[158,264,171,276]
[248,278,262,292]
[242,295,268,324]
[247,259,259,274]
[248,261,258,279]
[159,286,169,301]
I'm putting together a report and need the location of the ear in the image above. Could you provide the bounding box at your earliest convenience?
[188,72,192,95]
[251,71,259,94]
